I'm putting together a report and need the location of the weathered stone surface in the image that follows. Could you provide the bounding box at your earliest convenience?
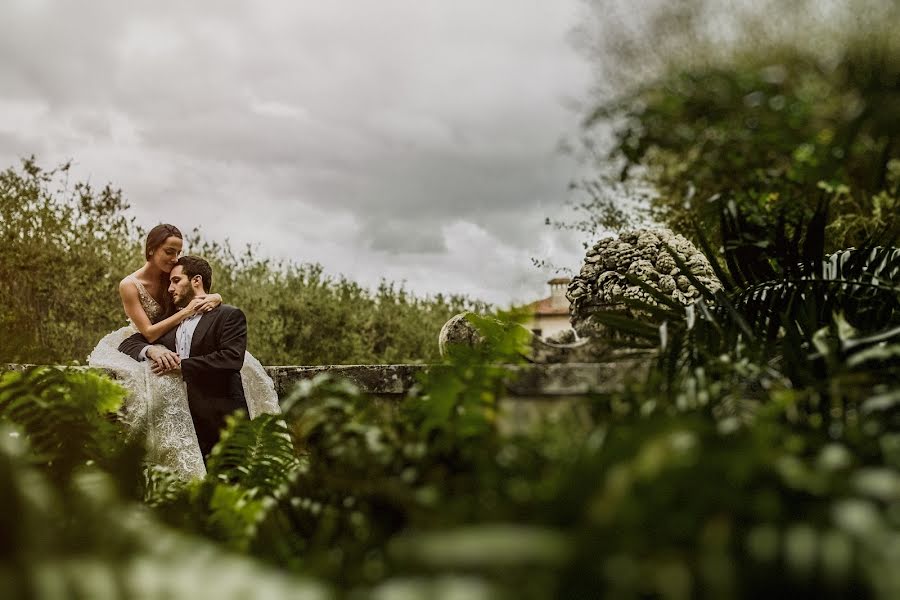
[528,334,611,364]
[270,364,422,396]
[438,312,621,365]
[566,227,723,337]
[438,312,485,357]
[503,360,648,396]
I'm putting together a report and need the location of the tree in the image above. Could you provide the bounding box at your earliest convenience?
[571,0,900,248]
[0,158,140,363]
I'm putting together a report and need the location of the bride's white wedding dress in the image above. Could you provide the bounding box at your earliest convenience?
[88,275,281,479]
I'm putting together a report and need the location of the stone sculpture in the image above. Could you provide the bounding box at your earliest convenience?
[438,313,486,358]
[567,228,722,337]
[438,312,600,363]
[439,228,722,361]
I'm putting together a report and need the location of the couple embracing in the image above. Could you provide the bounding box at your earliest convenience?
[88,224,280,479]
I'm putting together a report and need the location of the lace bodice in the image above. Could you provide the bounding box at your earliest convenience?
[129,275,165,323]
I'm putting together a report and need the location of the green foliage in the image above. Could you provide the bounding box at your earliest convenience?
[0,367,129,481]
[408,310,532,444]
[591,202,900,397]
[0,378,331,599]
[574,0,900,248]
[0,159,141,363]
[572,201,900,596]
[206,413,300,493]
[552,407,898,599]
[136,314,573,592]
[7,5,900,587]
[0,157,486,366]
[0,440,333,599]
[5,240,900,599]
[558,12,900,592]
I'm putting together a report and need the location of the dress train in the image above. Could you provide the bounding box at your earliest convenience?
[88,324,281,479]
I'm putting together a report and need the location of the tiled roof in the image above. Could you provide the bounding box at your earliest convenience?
[528,296,570,316]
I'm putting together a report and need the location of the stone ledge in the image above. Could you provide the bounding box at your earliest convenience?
[3,361,649,399]
[270,364,424,396]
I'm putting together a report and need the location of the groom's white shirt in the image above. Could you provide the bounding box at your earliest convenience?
[138,313,203,361]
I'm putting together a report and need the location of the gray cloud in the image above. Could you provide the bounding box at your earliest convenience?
[365,218,448,255]
[0,0,592,304]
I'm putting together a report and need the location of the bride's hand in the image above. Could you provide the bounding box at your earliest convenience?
[184,297,207,316]
[192,293,222,314]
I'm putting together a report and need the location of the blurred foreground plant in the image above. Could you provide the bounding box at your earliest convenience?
[570,0,900,249]
[3,218,899,598]
[0,369,331,600]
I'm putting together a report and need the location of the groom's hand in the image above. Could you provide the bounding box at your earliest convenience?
[151,360,181,375]
[146,347,180,372]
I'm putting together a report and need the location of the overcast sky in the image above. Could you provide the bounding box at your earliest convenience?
[0,0,594,305]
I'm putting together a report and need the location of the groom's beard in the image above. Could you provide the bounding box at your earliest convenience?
[173,288,196,309]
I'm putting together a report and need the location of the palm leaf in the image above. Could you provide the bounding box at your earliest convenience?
[692,219,737,290]
[618,296,682,324]
[720,198,777,286]
[713,290,756,345]
[661,242,719,301]
[623,272,685,311]
[800,196,829,274]
[583,309,663,340]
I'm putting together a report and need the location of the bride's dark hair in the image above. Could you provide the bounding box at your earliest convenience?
[145,224,183,260]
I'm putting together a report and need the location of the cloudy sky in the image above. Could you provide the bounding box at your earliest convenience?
[0,0,594,305]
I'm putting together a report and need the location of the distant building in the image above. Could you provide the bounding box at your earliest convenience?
[523,277,572,338]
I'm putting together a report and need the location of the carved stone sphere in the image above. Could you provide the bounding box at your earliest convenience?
[438,313,485,357]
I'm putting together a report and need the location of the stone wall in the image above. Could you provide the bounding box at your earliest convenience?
[2,361,650,433]
[2,361,648,400]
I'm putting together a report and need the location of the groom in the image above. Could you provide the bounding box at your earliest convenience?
[118,255,249,457]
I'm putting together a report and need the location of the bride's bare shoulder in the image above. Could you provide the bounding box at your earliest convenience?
[118,274,139,297]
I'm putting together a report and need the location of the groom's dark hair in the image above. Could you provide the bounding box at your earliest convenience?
[176,256,212,292]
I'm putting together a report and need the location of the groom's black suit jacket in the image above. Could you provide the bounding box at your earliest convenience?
[118,304,249,457]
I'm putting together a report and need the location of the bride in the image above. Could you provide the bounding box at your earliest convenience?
[88,224,280,479]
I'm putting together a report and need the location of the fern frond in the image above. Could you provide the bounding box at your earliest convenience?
[0,367,127,478]
[206,413,301,495]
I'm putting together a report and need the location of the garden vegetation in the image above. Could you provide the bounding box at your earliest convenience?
[1,0,899,597]
[0,158,486,366]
